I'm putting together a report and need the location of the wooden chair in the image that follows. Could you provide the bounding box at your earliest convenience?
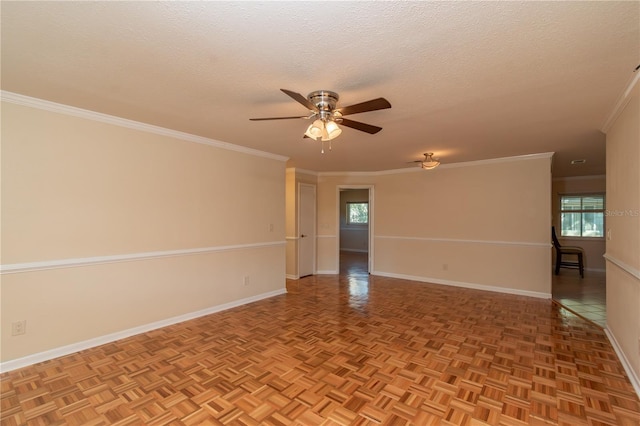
[552,226,584,278]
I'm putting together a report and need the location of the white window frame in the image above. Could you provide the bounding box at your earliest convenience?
[559,193,605,238]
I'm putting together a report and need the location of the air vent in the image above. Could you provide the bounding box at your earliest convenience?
[571,159,587,165]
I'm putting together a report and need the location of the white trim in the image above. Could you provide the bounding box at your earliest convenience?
[603,253,640,280]
[559,236,605,243]
[286,274,299,280]
[602,70,640,133]
[340,226,369,231]
[319,152,555,176]
[438,152,554,170]
[604,328,640,398]
[290,167,319,177]
[375,235,550,248]
[0,288,286,373]
[552,174,606,182]
[317,235,336,238]
[0,241,285,275]
[1,91,288,163]
[285,236,300,241]
[316,270,339,275]
[372,271,550,299]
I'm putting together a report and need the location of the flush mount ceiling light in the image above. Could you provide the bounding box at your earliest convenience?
[415,153,440,170]
[250,89,391,153]
[408,153,441,170]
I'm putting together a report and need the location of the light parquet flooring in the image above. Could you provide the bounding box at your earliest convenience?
[2,256,639,425]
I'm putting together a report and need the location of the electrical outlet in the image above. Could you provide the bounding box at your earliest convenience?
[269,223,274,232]
[11,320,27,336]
[442,263,448,271]
[243,276,250,286]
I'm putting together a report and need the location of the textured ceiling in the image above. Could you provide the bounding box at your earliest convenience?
[2,1,638,176]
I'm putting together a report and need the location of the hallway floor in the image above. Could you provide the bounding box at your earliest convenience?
[552,270,606,327]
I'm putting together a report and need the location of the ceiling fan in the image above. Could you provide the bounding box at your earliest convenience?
[250,89,391,146]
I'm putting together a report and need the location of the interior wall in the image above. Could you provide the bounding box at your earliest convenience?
[552,175,606,270]
[605,82,640,387]
[317,154,553,296]
[339,189,369,252]
[1,101,287,364]
[285,168,298,278]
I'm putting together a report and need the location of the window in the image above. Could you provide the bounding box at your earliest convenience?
[560,194,604,237]
[346,202,368,224]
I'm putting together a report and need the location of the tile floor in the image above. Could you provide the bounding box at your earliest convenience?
[551,269,606,327]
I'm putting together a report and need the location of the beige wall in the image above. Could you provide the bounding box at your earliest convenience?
[316,155,553,296]
[1,101,287,364]
[605,82,640,385]
[552,175,606,270]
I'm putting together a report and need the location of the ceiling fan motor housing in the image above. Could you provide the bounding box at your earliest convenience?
[308,91,339,120]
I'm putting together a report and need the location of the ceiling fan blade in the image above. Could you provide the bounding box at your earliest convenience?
[280,89,318,112]
[337,97,391,116]
[249,116,309,121]
[339,118,382,134]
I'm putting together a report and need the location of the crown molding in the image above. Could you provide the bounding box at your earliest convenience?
[286,167,319,176]
[601,68,640,133]
[318,152,555,177]
[1,91,289,163]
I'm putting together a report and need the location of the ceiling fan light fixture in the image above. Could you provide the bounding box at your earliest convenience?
[324,120,342,140]
[421,153,440,170]
[304,119,325,139]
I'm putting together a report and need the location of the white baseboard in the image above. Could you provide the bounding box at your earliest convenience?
[286,274,299,280]
[551,265,606,273]
[372,271,551,299]
[316,270,339,275]
[0,288,286,373]
[604,327,640,399]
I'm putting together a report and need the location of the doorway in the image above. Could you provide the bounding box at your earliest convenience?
[338,186,373,273]
[550,176,607,327]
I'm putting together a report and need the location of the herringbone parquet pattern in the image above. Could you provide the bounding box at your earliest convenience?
[2,258,639,425]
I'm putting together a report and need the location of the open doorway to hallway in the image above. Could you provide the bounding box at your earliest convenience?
[551,175,607,327]
[338,187,371,274]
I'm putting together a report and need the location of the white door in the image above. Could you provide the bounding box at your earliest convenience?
[299,183,316,277]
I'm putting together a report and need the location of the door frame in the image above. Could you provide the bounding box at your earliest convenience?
[297,183,316,277]
[336,185,374,273]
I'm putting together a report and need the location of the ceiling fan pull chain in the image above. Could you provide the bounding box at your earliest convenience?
[321,140,325,154]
